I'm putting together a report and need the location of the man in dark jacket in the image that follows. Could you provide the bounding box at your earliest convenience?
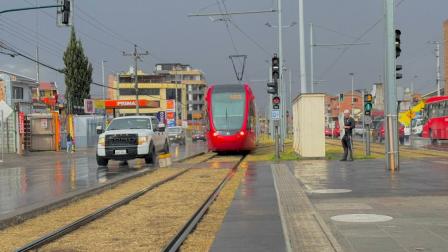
[341,109,355,161]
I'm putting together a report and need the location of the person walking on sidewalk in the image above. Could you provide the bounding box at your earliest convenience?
[66,133,73,153]
[341,109,355,161]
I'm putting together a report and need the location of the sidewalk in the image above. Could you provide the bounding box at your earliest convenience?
[212,157,448,252]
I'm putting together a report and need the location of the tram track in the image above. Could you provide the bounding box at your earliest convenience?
[162,155,245,252]
[13,153,243,251]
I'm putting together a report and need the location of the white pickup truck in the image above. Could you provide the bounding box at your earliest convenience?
[96,116,169,166]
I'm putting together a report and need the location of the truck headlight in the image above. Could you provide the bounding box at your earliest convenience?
[138,136,149,145]
[98,136,105,146]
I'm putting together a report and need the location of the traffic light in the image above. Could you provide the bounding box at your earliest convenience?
[395,29,401,58]
[272,96,280,109]
[267,82,277,95]
[268,54,280,95]
[364,94,373,116]
[62,0,71,25]
[272,54,280,80]
[396,64,403,80]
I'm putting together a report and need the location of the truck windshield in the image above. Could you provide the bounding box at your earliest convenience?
[166,127,182,133]
[107,118,151,130]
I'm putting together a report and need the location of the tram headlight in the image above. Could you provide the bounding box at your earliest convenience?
[213,132,218,136]
[240,131,245,136]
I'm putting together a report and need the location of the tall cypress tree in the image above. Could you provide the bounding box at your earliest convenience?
[63,27,93,114]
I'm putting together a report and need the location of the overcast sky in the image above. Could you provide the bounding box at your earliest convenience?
[1,0,447,113]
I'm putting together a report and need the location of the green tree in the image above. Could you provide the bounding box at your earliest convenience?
[63,27,93,114]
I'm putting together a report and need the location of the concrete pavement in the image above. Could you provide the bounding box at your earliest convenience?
[213,157,448,252]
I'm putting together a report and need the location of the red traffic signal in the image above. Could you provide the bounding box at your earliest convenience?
[272,96,280,105]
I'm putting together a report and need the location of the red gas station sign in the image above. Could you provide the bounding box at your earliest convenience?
[19,112,25,134]
[104,100,160,109]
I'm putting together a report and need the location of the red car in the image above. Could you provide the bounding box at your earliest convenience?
[325,127,340,137]
[376,120,405,144]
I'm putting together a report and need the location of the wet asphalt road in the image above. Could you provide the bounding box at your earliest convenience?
[0,141,207,219]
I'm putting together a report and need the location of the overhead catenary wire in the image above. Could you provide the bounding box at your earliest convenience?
[319,0,406,77]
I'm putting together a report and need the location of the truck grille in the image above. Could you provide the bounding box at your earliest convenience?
[105,134,138,147]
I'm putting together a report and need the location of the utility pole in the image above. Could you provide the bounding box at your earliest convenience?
[123,45,148,115]
[385,0,399,171]
[298,0,307,94]
[429,41,441,96]
[101,59,106,100]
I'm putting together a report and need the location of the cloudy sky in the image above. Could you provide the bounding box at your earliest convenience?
[0,0,447,113]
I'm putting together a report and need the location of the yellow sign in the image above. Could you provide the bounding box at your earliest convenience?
[192,113,202,119]
[94,100,105,109]
[399,100,425,126]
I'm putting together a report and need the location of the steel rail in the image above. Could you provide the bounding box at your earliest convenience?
[162,155,245,252]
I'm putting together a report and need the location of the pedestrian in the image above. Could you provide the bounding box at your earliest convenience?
[67,133,73,153]
[341,109,355,161]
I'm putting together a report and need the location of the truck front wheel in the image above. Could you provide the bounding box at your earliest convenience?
[96,156,109,166]
[145,145,157,164]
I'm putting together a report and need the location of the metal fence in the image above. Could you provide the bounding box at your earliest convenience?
[73,115,104,148]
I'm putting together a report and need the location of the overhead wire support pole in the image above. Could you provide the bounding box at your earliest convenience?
[123,45,149,116]
[310,23,314,93]
[428,41,441,96]
[298,0,307,94]
[277,0,285,150]
[188,9,276,17]
[385,0,399,171]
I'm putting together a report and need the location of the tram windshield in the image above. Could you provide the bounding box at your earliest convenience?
[212,87,246,131]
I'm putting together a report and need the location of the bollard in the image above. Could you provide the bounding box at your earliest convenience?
[159,153,172,168]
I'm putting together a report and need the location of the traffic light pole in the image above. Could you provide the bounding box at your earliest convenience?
[385,0,399,171]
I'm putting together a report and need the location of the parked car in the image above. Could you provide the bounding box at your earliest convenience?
[375,120,405,144]
[411,118,423,136]
[166,126,186,145]
[354,124,366,136]
[324,127,340,137]
[192,131,206,142]
[96,116,169,166]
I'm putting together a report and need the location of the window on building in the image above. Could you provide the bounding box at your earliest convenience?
[119,88,160,96]
[353,98,358,103]
[13,87,24,99]
[166,89,176,100]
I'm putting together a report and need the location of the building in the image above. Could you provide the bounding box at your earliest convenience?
[325,90,363,125]
[153,63,207,122]
[32,82,59,112]
[115,63,206,125]
[0,70,37,113]
[0,70,38,153]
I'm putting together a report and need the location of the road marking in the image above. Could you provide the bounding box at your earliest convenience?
[331,214,393,223]
[308,189,352,194]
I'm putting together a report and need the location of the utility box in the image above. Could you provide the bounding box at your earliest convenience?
[292,94,325,158]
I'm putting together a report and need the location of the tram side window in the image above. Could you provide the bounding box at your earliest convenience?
[440,101,448,116]
[247,102,255,130]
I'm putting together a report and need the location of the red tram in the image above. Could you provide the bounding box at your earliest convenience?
[205,83,257,152]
